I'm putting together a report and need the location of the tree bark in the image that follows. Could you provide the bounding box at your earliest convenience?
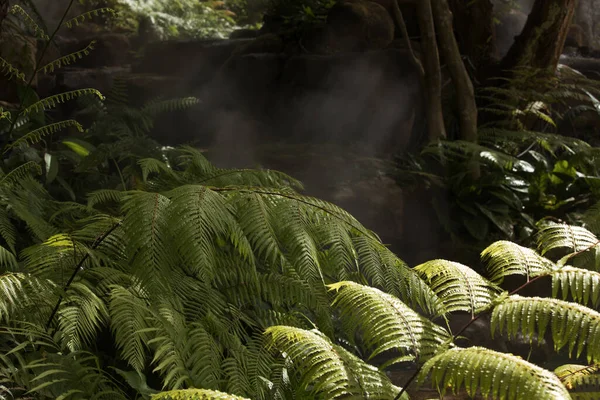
[415,0,446,141]
[447,0,496,74]
[431,0,478,143]
[500,0,577,72]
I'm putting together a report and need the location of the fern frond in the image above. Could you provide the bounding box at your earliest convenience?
[142,97,200,115]
[0,57,26,82]
[555,364,600,397]
[418,347,571,399]
[414,260,502,316]
[23,89,104,116]
[0,207,16,253]
[0,161,42,186]
[329,281,452,365]
[88,189,126,209]
[537,222,599,257]
[550,266,600,307]
[64,7,118,28]
[4,120,83,152]
[8,5,48,39]
[491,295,600,362]
[152,389,250,400]
[482,241,556,283]
[41,41,96,74]
[264,325,401,399]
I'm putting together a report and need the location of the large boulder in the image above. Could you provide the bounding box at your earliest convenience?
[313,0,395,53]
[573,0,600,55]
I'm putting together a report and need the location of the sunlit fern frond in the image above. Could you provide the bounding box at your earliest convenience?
[0,207,16,254]
[418,346,571,399]
[550,266,600,308]
[264,325,402,399]
[422,140,521,170]
[537,222,599,258]
[414,260,502,316]
[0,57,25,82]
[0,273,55,323]
[481,240,556,283]
[491,295,600,362]
[8,5,48,40]
[4,120,83,152]
[152,389,250,400]
[41,41,97,74]
[64,7,118,28]
[22,89,104,116]
[329,281,452,366]
[555,364,600,398]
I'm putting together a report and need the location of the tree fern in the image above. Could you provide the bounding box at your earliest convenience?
[4,120,84,152]
[329,281,451,365]
[537,222,599,256]
[550,266,600,307]
[418,347,571,399]
[264,325,402,399]
[8,5,48,40]
[491,295,600,362]
[23,89,105,116]
[482,240,556,282]
[0,57,26,82]
[414,259,502,316]
[64,8,119,28]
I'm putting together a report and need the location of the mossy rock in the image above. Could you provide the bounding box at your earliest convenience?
[231,34,285,57]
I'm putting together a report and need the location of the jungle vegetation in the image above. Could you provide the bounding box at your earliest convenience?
[0,0,599,399]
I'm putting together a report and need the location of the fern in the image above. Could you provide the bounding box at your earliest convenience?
[418,347,571,399]
[550,266,600,307]
[41,41,97,74]
[264,326,402,399]
[537,222,599,256]
[555,364,600,398]
[414,259,502,316]
[23,89,105,116]
[0,57,26,82]
[64,8,118,28]
[491,295,600,362]
[8,5,48,40]
[4,120,84,152]
[482,240,556,282]
[153,389,250,400]
[329,281,451,365]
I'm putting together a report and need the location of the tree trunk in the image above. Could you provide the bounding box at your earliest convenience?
[415,0,446,141]
[501,0,577,72]
[447,0,496,74]
[431,0,478,143]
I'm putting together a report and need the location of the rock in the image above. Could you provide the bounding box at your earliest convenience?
[566,24,585,49]
[229,29,260,39]
[230,34,284,57]
[321,0,395,53]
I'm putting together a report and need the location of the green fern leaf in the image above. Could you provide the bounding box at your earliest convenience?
[8,5,48,40]
[0,57,26,82]
[0,161,42,187]
[142,97,200,115]
[41,41,97,74]
[555,364,600,398]
[64,8,118,28]
[415,259,502,316]
[492,295,600,362]
[152,389,250,400]
[4,120,83,152]
[418,347,571,399]
[87,189,126,209]
[329,281,452,364]
[482,241,556,283]
[550,266,600,307]
[538,222,599,257]
[23,89,104,116]
[264,325,402,399]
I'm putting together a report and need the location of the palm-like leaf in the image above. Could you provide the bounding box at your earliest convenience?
[538,222,599,257]
[491,295,600,362]
[418,347,571,399]
[550,266,600,307]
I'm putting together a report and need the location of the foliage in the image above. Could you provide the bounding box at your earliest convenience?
[394,66,600,247]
